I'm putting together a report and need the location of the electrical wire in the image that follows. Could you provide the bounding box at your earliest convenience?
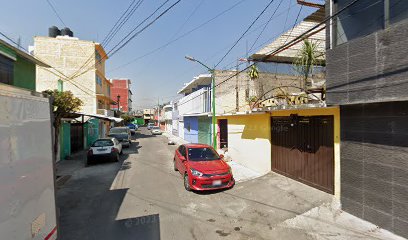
[214,0,276,68]
[248,0,284,54]
[45,0,67,27]
[71,0,183,81]
[108,0,296,74]
[69,0,175,80]
[174,0,364,109]
[103,0,144,48]
[108,0,249,73]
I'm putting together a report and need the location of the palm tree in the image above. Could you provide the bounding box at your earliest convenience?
[293,39,324,90]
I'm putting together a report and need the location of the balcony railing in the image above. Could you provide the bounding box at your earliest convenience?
[178,88,210,116]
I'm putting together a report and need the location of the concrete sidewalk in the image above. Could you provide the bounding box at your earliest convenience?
[272,198,406,240]
[55,151,86,187]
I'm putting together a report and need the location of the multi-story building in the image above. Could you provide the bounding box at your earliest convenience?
[163,104,173,133]
[0,39,49,91]
[33,29,115,156]
[326,1,408,237]
[143,108,155,125]
[110,78,132,113]
[34,33,114,116]
[176,74,212,144]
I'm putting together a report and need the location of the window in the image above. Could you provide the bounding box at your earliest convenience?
[95,51,101,62]
[107,85,110,96]
[389,0,408,25]
[333,0,384,46]
[96,75,102,86]
[188,147,219,161]
[0,54,13,85]
[92,139,114,147]
[333,0,408,46]
[57,79,63,92]
[178,146,186,158]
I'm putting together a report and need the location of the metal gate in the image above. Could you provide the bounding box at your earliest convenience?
[70,123,84,153]
[271,116,334,194]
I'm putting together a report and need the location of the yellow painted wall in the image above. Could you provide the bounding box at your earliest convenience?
[218,114,271,174]
[270,107,341,197]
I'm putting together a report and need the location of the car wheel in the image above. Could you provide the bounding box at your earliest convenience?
[173,159,178,171]
[184,173,191,191]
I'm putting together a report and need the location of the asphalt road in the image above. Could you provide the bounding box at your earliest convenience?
[57,127,331,240]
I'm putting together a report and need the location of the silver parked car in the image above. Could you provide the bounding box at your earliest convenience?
[108,127,132,147]
[151,126,162,135]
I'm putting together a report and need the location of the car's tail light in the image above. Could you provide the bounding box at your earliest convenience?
[111,147,118,153]
[87,149,93,156]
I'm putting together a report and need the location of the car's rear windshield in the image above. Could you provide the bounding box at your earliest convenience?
[188,147,219,161]
[152,127,160,129]
[109,128,127,134]
[92,139,114,147]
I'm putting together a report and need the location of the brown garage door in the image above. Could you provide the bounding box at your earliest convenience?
[271,116,334,194]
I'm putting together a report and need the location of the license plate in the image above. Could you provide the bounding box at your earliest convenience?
[212,180,222,186]
[97,148,107,151]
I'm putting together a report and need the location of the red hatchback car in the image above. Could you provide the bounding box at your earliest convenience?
[174,144,234,191]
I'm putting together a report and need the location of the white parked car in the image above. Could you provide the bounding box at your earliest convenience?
[87,138,123,165]
[151,126,162,135]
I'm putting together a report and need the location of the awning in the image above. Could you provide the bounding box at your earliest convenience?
[74,112,123,123]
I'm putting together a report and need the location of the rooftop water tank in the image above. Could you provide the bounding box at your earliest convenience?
[48,26,60,38]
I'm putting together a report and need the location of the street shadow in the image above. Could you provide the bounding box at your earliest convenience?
[193,187,232,195]
[110,214,161,240]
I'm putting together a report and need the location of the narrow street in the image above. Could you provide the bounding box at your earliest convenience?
[57,127,338,240]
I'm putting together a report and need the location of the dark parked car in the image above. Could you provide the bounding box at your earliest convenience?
[108,127,131,147]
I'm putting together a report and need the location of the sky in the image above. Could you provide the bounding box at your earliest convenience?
[0,0,316,110]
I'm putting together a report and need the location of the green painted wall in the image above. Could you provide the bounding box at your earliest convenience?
[60,122,71,160]
[0,43,17,59]
[198,117,212,145]
[85,118,99,148]
[13,56,36,91]
[132,118,144,126]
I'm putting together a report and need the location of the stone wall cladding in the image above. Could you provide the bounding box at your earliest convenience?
[341,101,408,238]
[327,20,408,105]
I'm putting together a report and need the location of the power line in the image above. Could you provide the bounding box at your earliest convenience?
[248,0,284,53]
[106,0,255,73]
[102,0,138,47]
[45,0,67,27]
[70,0,183,81]
[103,0,144,48]
[70,0,176,80]
[69,0,148,80]
[214,0,276,68]
[174,0,364,108]
[68,0,144,79]
[107,0,174,57]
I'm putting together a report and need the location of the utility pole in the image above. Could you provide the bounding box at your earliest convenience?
[117,95,121,116]
[157,97,160,126]
[185,55,217,149]
[236,59,239,112]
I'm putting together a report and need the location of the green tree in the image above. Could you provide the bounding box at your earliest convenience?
[43,90,83,157]
[121,114,134,124]
[293,39,324,90]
